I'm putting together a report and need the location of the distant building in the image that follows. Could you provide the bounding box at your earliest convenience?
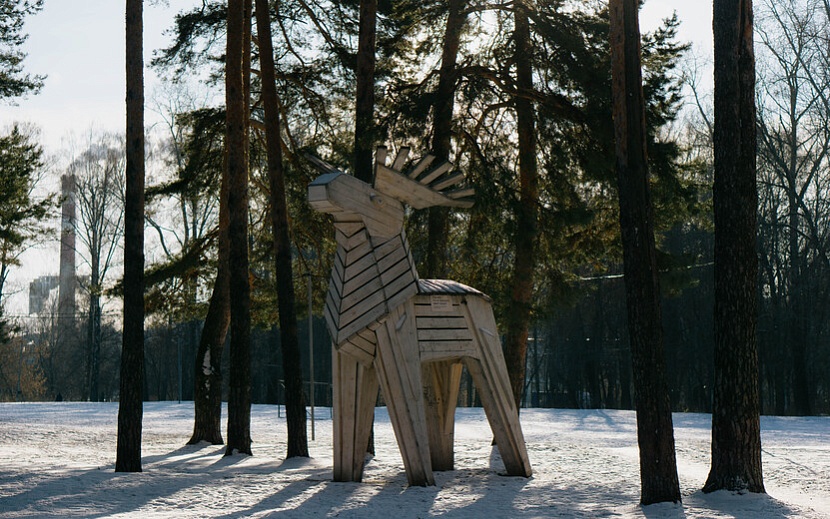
[28,275,60,315]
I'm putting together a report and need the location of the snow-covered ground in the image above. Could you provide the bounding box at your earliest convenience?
[0,402,827,518]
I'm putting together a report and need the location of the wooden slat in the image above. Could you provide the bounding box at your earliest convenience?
[324,171,404,236]
[461,295,532,477]
[336,222,366,238]
[385,279,419,312]
[431,171,466,191]
[337,300,388,343]
[413,301,462,317]
[417,161,452,185]
[341,262,382,296]
[417,328,473,342]
[407,154,435,179]
[337,228,369,251]
[350,330,377,353]
[392,147,410,171]
[375,163,465,210]
[340,339,376,366]
[446,186,475,200]
[332,349,379,482]
[339,277,384,314]
[375,146,388,168]
[416,316,468,329]
[422,361,463,470]
[374,301,434,486]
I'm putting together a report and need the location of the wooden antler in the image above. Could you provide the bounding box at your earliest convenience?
[374,146,475,209]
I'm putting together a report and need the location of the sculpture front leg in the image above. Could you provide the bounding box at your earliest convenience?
[333,346,379,482]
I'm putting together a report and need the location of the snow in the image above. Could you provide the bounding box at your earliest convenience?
[0,403,827,518]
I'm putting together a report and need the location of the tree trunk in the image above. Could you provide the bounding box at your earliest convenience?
[225,0,253,457]
[188,170,229,445]
[609,0,681,504]
[354,0,379,454]
[354,0,378,183]
[503,0,538,411]
[116,0,145,473]
[704,0,765,494]
[255,0,309,458]
[88,293,101,402]
[426,0,467,279]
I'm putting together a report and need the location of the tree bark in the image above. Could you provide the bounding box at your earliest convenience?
[503,0,538,410]
[188,170,229,445]
[425,0,466,280]
[225,0,253,457]
[704,0,765,494]
[116,0,145,473]
[609,0,681,504]
[255,0,309,458]
[354,0,378,183]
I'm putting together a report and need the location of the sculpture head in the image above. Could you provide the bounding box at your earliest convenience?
[307,146,474,238]
[308,170,404,238]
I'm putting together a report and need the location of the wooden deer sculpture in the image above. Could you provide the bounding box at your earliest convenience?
[308,146,532,486]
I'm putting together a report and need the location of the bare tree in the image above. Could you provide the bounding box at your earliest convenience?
[69,134,125,403]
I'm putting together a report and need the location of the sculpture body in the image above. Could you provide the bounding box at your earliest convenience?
[309,147,531,486]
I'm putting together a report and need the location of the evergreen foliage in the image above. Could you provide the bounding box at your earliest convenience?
[0,0,44,101]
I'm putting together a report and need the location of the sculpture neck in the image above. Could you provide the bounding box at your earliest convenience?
[325,219,419,345]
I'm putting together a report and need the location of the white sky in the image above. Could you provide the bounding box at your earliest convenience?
[0,1,713,316]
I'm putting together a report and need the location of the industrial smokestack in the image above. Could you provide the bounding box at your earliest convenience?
[58,174,76,323]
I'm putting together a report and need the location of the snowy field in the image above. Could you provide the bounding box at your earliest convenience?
[0,402,827,518]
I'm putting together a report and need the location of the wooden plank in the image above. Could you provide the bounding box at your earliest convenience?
[375,146,388,168]
[422,361,463,471]
[308,184,335,212]
[337,289,386,330]
[382,267,418,301]
[378,250,412,282]
[332,348,379,482]
[335,222,365,239]
[417,328,473,342]
[419,340,477,362]
[340,339,375,366]
[385,280,419,313]
[324,299,338,342]
[374,301,434,486]
[376,163,462,210]
[349,332,377,356]
[407,154,435,179]
[392,146,410,171]
[413,301,463,317]
[337,300,388,343]
[324,171,404,236]
[461,295,532,477]
[416,316,468,329]
[446,186,475,200]
[376,243,408,274]
[417,160,452,185]
[337,228,369,251]
[431,171,466,191]
[341,262,382,296]
[342,238,374,267]
[373,234,404,262]
[339,277,385,315]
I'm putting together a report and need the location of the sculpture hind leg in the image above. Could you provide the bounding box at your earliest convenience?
[462,296,532,477]
[423,360,463,471]
[333,346,379,482]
